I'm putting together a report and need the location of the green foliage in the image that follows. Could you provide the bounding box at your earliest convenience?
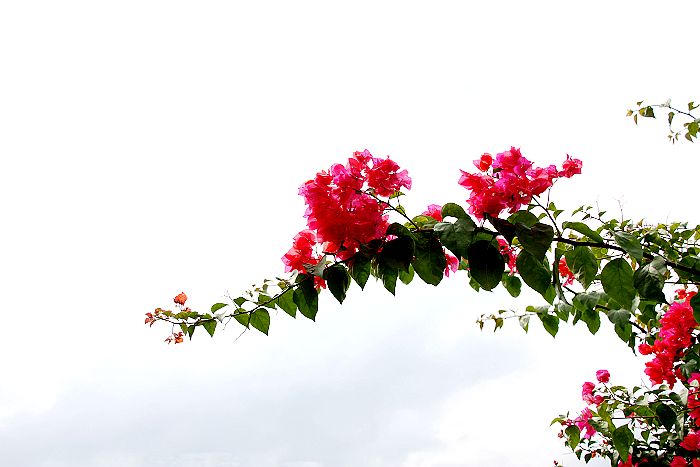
[412,235,446,286]
[467,240,505,291]
[564,246,598,289]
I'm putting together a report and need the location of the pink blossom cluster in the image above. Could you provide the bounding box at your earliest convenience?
[458,148,582,219]
[282,150,412,273]
[640,290,699,386]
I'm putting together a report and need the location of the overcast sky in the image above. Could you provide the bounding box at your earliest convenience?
[1,1,698,466]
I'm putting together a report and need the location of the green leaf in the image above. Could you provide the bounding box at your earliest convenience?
[211,303,228,313]
[380,236,415,271]
[612,425,633,459]
[441,203,469,220]
[487,215,516,244]
[606,308,631,326]
[378,261,399,295]
[633,257,667,303]
[539,313,559,337]
[654,403,676,431]
[516,250,551,295]
[564,246,598,289]
[515,222,554,261]
[601,258,636,309]
[203,319,217,337]
[507,210,538,228]
[412,236,446,286]
[187,324,196,339]
[233,310,249,328]
[399,265,415,285]
[565,425,581,450]
[250,309,270,335]
[613,232,643,261]
[502,273,522,297]
[518,314,530,332]
[692,293,700,325]
[324,264,351,304]
[562,221,604,243]
[386,222,413,238]
[467,240,505,291]
[275,288,297,317]
[433,218,476,259]
[293,274,319,320]
[349,254,371,290]
[581,308,600,334]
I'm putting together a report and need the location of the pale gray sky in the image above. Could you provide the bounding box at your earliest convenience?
[1,1,698,466]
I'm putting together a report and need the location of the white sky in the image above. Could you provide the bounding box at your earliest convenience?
[1,1,698,466]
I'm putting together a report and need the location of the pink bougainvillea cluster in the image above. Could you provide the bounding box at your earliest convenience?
[282,150,412,275]
[640,289,699,386]
[458,147,582,219]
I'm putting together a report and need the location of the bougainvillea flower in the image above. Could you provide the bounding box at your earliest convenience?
[558,257,575,286]
[596,369,610,383]
[575,407,597,438]
[670,457,688,467]
[444,252,460,277]
[618,455,637,467]
[282,230,322,273]
[560,154,582,178]
[423,204,443,222]
[458,147,582,219]
[174,292,188,306]
[680,431,700,451]
[497,237,517,274]
[473,153,493,171]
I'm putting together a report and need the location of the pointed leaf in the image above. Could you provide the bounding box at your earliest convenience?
[564,246,598,289]
[211,303,228,313]
[613,232,643,261]
[466,240,504,291]
[601,258,636,309]
[349,254,371,290]
[203,319,217,337]
[412,236,446,286]
[612,425,633,459]
[502,273,522,297]
[250,309,270,335]
[433,219,476,259]
[275,288,297,317]
[293,274,319,320]
[516,250,551,296]
[562,221,604,243]
[515,222,554,261]
[539,313,559,337]
[324,264,351,304]
[441,203,469,220]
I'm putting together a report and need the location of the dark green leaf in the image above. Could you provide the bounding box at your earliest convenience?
[380,236,415,271]
[612,425,633,459]
[487,215,516,244]
[433,218,476,259]
[211,303,228,313]
[515,222,554,261]
[324,264,351,304]
[581,308,600,334]
[469,277,480,292]
[601,258,636,309]
[386,222,413,238]
[412,236,446,286]
[539,313,559,337]
[441,203,469,220]
[502,273,522,297]
[565,425,581,450]
[467,240,504,291]
[508,210,539,228]
[613,232,644,261]
[275,288,297,317]
[203,319,217,337]
[349,254,371,290]
[293,274,319,320]
[606,308,631,326]
[250,309,270,335]
[378,261,399,295]
[654,403,676,431]
[691,293,700,325]
[187,324,196,339]
[562,221,604,243]
[633,258,667,303]
[516,250,551,295]
[564,246,598,289]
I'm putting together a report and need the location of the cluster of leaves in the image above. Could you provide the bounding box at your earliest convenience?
[553,377,699,465]
[628,99,699,143]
